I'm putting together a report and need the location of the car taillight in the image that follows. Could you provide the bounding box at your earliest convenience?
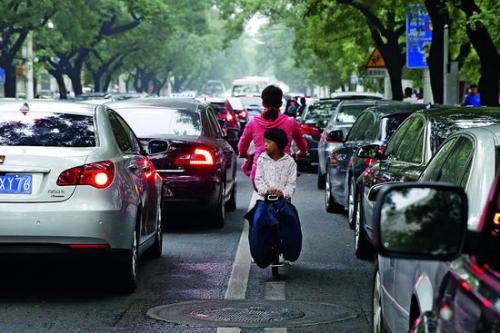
[300,124,321,137]
[239,110,247,119]
[363,146,385,167]
[57,161,115,189]
[174,148,215,168]
[226,113,234,122]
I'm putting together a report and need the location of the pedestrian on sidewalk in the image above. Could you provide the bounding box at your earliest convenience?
[238,85,308,185]
[463,83,481,107]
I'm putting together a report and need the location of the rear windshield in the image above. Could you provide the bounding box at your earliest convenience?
[117,108,201,137]
[305,101,340,121]
[210,103,228,115]
[380,114,411,142]
[336,105,372,123]
[0,112,96,147]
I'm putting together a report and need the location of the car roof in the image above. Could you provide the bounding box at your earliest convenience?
[416,106,500,123]
[0,100,96,116]
[363,103,426,117]
[328,91,384,100]
[451,123,500,142]
[106,97,201,112]
[337,99,396,107]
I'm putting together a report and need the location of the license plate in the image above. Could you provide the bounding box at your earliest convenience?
[0,175,33,194]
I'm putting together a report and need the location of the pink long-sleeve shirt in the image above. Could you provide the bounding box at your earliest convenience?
[238,113,308,181]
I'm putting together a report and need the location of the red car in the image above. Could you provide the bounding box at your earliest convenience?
[107,98,237,228]
[204,97,240,153]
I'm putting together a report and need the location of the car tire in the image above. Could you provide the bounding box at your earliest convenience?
[115,227,139,294]
[317,168,326,190]
[354,193,373,261]
[149,203,163,259]
[211,183,225,228]
[225,184,237,212]
[325,170,345,214]
[347,178,357,230]
[372,267,389,333]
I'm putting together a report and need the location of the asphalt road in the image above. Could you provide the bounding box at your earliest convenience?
[0,169,373,333]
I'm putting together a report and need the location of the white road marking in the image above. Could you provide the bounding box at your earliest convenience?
[216,328,241,333]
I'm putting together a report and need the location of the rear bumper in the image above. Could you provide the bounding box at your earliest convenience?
[161,174,220,211]
[0,202,135,252]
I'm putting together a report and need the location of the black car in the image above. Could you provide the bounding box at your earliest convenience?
[107,98,237,228]
[324,103,422,217]
[354,106,500,260]
[372,179,499,333]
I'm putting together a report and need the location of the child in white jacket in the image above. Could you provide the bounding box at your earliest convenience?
[254,128,297,201]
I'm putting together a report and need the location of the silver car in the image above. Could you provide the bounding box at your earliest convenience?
[0,100,163,293]
[374,124,500,332]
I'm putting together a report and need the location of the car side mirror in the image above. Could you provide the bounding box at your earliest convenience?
[357,144,384,160]
[148,140,169,155]
[327,130,344,143]
[372,182,468,261]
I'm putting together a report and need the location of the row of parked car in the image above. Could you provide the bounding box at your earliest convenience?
[0,98,239,293]
[311,96,500,332]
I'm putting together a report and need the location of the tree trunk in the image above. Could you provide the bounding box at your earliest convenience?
[459,0,499,106]
[379,40,404,101]
[425,0,448,104]
[68,68,83,96]
[3,65,17,98]
[93,72,102,92]
[53,71,67,99]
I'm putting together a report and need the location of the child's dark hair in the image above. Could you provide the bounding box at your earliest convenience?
[264,127,288,151]
[261,85,283,121]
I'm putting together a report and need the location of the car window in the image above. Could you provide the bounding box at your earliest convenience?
[437,137,474,186]
[346,113,368,141]
[397,117,425,163]
[206,107,224,138]
[115,108,201,137]
[108,112,137,154]
[0,111,96,147]
[385,118,413,159]
[114,113,141,154]
[335,104,371,123]
[419,138,458,181]
[380,114,411,143]
[362,113,378,141]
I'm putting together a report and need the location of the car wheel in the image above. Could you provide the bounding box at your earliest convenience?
[211,183,225,228]
[115,228,139,294]
[325,171,344,214]
[225,184,237,212]
[317,168,326,190]
[149,203,163,259]
[347,178,357,230]
[372,268,389,333]
[354,193,373,261]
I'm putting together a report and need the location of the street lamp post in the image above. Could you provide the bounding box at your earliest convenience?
[26,31,34,99]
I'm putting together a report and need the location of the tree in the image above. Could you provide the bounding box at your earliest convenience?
[0,1,56,97]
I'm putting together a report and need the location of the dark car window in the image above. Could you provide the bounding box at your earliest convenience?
[437,137,474,186]
[347,112,376,141]
[335,104,371,124]
[109,112,133,153]
[380,114,411,142]
[210,102,229,115]
[385,118,413,159]
[0,112,96,147]
[346,113,368,141]
[419,138,458,181]
[116,108,201,138]
[113,112,141,154]
[206,107,224,138]
[397,117,425,163]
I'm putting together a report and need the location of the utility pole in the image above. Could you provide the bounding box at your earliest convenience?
[443,24,449,105]
[26,31,34,99]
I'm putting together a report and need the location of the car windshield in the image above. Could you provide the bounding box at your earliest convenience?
[117,108,201,137]
[305,101,340,121]
[0,112,96,147]
[232,84,266,97]
[336,105,371,123]
[202,83,224,95]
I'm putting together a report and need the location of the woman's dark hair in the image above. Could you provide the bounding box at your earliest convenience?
[261,85,283,121]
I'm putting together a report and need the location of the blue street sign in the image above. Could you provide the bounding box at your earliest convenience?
[406,4,433,69]
[0,67,5,85]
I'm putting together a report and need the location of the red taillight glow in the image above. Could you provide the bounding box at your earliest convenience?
[239,111,247,119]
[300,124,321,137]
[57,161,114,189]
[174,148,215,168]
[226,113,234,121]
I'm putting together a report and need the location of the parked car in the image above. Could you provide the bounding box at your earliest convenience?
[330,91,384,100]
[204,97,240,153]
[354,106,500,260]
[295,99,341,171]
[324,103,423,215]
[317,100,385,185]
[107,98,237,228]
[227,97,248,132]
[372,163,500,333]
[0,100,163,293]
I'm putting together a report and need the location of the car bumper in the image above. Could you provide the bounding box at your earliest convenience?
[0,202,135,253]
[161,174,220,211]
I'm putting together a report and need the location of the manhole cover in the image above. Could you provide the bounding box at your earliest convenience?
[147,300,357,328]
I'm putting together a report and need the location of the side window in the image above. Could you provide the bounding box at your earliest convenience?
[419,138,457,181]
[206,107,224,138]
[346,113,367,141]
[363,113,378,141]
[397,117,425,163]
[385,118,413,159]
[108,112,133,153]
[114,113,141,153]
[201,111,215,137]
[437,137,474,187]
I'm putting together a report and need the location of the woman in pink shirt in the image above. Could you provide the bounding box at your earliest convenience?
[238,85,308,183]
